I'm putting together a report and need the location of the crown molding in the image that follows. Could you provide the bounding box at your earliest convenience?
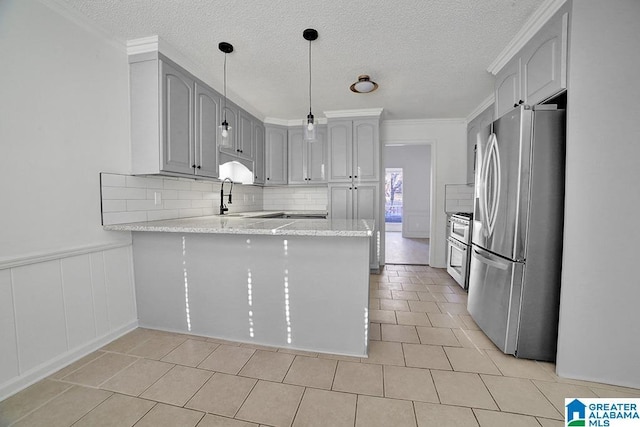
[324,108,384,119]
[38,0,126,51]
[382,118,466,126]
[263,117,328,127]
[487,0,567,75]
[466,94,495,123]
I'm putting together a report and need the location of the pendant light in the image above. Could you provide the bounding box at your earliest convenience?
[218,42,233,147]
[303,28,318,141]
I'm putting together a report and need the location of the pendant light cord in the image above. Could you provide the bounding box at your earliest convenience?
[308,39,312,115]
[223,52,228,121]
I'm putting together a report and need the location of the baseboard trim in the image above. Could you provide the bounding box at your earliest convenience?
[0,320,138,401]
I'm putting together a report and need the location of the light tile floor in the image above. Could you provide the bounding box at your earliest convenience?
[2,265,639,427]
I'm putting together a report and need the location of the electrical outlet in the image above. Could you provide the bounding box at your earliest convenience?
[154,191,162,206]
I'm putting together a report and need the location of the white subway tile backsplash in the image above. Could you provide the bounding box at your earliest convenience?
[100,174,126,187]
[191,181,214,192]
[179,190,203,200]
[147,209,180,221]
[179,208,203,218]
[163,179,192,190]
[102,200,126,213]
[126,199,157,211]
[164,199,192,209]
[100,173,320,226]
[102,186,147,200]
[102,211,147,225]
[445,184,474,213]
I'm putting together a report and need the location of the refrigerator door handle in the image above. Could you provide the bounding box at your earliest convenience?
[479,136,492,235]
[486,133,501,236]
[472,247,509,270]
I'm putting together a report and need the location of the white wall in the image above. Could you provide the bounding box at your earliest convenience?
[384,145,432,238]
[0,0,137,399]
[556,0,640,388]
[380,120,467,267]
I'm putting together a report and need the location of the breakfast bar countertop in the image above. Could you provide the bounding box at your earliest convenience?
[103,214,374,237]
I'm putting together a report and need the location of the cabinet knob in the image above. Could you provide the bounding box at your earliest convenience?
[349,187,352,190]
[197,165,201,169]
[191,164,196,168]
[267,177,270,180]
[355,186,358,190]
[349,175,352,179]
[354,175,358,178]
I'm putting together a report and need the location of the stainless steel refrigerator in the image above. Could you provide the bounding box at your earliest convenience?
[468,104,565,362]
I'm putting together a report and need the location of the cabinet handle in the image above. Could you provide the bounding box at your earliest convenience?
[191,164,196,168]
[197,165,201,169]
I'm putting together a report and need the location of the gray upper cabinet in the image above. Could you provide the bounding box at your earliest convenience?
[328,118,379,183]
[520,9,568,106]
[194,82,220,178]
[265,125,288,185]
[130,54,219,179]
[238,110,254,159]
[253,122,265,184]
[288,126,327,185]
[466,105,494,183]
[495,58,522,119]
[161,61,194,175]
[494,5,568,119]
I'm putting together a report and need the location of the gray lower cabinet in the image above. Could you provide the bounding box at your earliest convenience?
[329,183,380,268]
[494,4,569,118]
[264,125,288,185]
[130,53,219,179]
[288,126,327,185]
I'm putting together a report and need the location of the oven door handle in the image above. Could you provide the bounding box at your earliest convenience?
[447,237,467,250]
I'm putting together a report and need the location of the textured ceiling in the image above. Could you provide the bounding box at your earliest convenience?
[59,0,543,120]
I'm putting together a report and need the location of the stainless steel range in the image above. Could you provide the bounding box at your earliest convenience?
[447,212,473,290]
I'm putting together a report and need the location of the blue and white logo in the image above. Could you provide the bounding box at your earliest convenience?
[565,398,640,426]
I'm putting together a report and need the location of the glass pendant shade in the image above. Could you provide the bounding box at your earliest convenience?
[219,120,232,147]
[303,112,316,141]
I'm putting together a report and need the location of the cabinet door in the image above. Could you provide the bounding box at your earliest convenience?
[265,126,288,185]
[521,10,568,106]
[219,104,238,155]
[238,111,253,158]
[328,185,353,220]
[353,184,378,220]
[253,123,265,184]
[495,58,521,119]
[353,119,379,182]
[327,121,353,182]
[307,127,327,183]
[161,60,194,175]
[194,82,219,178]
[288,128,307,184]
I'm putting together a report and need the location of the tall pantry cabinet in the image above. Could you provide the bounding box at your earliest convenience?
[327,111,383,270]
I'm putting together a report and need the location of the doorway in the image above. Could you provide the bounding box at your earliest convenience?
[383,145,431,265]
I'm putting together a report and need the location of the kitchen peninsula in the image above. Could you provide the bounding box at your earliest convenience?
[105,215,373,357]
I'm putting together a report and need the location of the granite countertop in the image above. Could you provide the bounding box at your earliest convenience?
[103,214,374,237]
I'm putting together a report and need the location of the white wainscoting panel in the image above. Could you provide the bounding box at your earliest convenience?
[12,260,69,372]
[61,255,97,350]
[0,269,19,384]
[0,244,138,401]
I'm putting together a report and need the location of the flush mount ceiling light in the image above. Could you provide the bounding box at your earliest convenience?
[218,42,233,146]
[302,28,318,142]
[350,75,379,93]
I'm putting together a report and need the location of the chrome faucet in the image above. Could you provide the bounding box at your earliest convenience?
[220,177,234,215]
